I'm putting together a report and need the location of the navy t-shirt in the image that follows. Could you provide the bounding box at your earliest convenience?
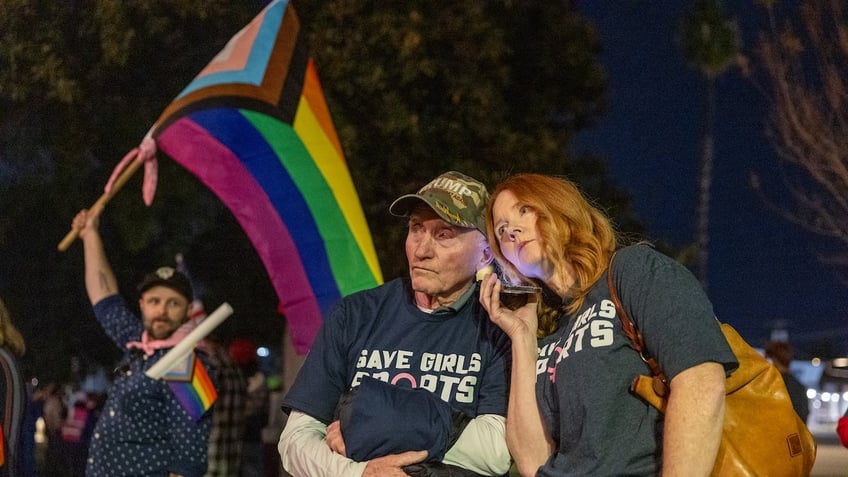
[283,278,511,424]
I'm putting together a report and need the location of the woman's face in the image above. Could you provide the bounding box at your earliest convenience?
[491,189,546,279]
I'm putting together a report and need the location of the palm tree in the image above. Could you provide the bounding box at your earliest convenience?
[680,0,741,290]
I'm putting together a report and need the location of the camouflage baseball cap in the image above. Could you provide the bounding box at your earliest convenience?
[389,171,490,234]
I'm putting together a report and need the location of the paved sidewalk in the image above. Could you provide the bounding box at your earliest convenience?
[811,426,848,477]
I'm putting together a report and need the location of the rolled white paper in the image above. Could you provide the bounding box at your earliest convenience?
[145,302,234,379]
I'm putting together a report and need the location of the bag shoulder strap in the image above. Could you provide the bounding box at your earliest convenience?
[607,251,668,388]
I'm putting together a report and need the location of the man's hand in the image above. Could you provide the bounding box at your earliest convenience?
[71,208,101,240]
[363,450,428,477]
[326,420,346,455]
[326,421,428,476]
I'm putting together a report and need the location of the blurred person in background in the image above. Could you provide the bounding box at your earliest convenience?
[201,332,247,477]
[40,383,66,477]
[61,390,102,477]
[229,338,269,477]
[0,298,27,477]
[764,341,809,424]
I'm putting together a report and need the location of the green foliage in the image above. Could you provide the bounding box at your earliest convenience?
[680,0,741,78]
[0,0,640,381]
[297,0,613,278]
[0,0,262,382]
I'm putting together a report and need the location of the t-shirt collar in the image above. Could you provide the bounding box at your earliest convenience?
[429,281,477,315]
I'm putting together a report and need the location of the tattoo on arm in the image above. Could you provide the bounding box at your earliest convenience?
[97,271,114,294]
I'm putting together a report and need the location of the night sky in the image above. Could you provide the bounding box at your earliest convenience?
[573,2,848,357]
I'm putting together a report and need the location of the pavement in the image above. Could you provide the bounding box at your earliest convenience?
[811,425,848,477]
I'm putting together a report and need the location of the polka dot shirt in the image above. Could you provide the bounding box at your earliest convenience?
[88,295,213,477]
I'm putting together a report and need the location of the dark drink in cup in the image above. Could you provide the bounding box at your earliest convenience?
[499,285,542,310]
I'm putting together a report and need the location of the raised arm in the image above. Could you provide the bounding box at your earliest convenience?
[71,209,118,305]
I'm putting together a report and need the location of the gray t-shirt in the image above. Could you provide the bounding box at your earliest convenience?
[535,244,738,476]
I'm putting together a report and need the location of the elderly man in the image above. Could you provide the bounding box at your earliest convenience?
[278,171,511,477]
[71,208,215,477]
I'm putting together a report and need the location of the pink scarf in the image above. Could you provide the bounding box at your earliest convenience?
[126,319,197,356]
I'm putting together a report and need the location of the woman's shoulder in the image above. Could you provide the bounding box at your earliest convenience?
[614,242,680,276]
[616,241,659,263]
[613,242,702,298]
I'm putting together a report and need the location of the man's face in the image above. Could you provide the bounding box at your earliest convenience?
[138,286,190,340]
[405,206,487,304]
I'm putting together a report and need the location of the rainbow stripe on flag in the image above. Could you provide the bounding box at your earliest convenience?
[164,351,218,421]
[149,0,382,354]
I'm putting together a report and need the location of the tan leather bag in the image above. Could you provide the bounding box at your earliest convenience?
[608,258,817,477]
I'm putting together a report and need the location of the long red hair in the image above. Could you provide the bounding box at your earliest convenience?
[486,174,618,336]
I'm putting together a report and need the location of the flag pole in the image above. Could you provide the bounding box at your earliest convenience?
[57,151,144,252]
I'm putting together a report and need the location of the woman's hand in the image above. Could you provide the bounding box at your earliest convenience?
[478,274,539,341]
[480,273,553,474]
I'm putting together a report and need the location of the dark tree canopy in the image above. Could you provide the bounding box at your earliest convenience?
[296,1,627,278]
[0,0,640,383]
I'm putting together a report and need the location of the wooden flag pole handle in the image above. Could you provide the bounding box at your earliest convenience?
[57,152,145,252]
